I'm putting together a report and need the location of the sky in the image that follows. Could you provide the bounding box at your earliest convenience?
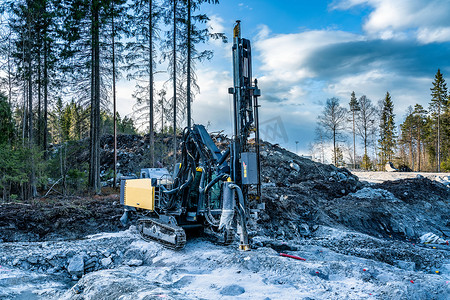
[117,0,450,157]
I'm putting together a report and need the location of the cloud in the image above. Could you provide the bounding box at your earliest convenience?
[417,27,450,44]
[206,15,230,57]
[331,0,450,43]
[255,30,362,81]
[251,22,450,145]
[305,39,450,79]
[192,68,234,134]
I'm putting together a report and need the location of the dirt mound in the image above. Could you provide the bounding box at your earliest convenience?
[257,178,449,244]
[7,136,450,248]
[0,195,124,242]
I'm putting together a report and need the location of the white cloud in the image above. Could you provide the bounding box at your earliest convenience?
[332,0,450,43]
[325,69,431,119]
[192,68,234,134]
[417,27,450,44]
[255,29,363,83]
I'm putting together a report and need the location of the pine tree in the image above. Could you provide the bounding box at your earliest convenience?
[183,0,223,128]
[429,69,448,172]
[127,0,162,167]
[412,104,427,171]
[58,0,128,192]
[378,91,396,167]
[399,106,415,170]
[0,93,14,144]
[349,91,359,168]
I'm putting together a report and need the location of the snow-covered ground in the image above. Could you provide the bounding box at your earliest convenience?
[1,227,449,300]
[352,171,450,185]
[1,166,449,299]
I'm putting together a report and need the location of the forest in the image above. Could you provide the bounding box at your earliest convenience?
[0,0,223,200]
[314,69,450,173]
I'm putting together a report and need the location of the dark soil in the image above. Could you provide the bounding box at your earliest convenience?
[0,194,124,242]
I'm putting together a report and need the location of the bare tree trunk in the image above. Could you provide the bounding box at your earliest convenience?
[89,32,95,187]
[333,127,336,166]
[37,46,42,149]
[409,131,414,171]
[112,4,117,187]
[149,0,155,167]
[89,0,101,193]
[27,14,37,198]
[43,38,48,159]
[352,110,355,168]
[186,0,191,128]
[417,133,421,171]
[93,1,101,193]
[437,111,441,172]
[173,0,177,167]
[7,28,12,107]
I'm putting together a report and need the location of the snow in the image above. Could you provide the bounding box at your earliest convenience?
[1,226,449,299]
[352,171,450,185]
[1,170,449,299]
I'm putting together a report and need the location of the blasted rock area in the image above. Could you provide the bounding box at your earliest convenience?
[0,135,449,299]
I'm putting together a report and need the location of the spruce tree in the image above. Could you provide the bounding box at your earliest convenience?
[378,91,396,167]
[429,69,448,172]
[0,93,14,145]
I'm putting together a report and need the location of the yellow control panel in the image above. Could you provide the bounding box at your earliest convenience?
[124,178,155,211]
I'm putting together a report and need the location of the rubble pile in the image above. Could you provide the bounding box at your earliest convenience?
[1,135,449,299]
[100,134,177,177]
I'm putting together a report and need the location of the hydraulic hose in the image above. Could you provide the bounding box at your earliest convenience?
[200,173,228,194]
[228,183,249,248]
[228,183,246,215]
[217,148,230,166]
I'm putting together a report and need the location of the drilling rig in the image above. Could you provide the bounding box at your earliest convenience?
[120,21,261,250]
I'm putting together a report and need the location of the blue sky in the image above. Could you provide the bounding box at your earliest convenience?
[118,0,450,160]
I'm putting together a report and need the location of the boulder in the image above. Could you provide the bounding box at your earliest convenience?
[67,255,85,278]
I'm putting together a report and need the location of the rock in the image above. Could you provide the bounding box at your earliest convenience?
[27,256,38,264]
[298,223,310,236]
[125,259,143,266]
[101,257,112,267]
[67,255,85,278]
[220,284,245,296]
[441,263,450,274]
[310,270,329,280]
[395,260,415,271]
[404,226,415,238]
[289,162,300,172]
[337,172,347,181]
[123,248,144,261]
[419,232,446,244]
